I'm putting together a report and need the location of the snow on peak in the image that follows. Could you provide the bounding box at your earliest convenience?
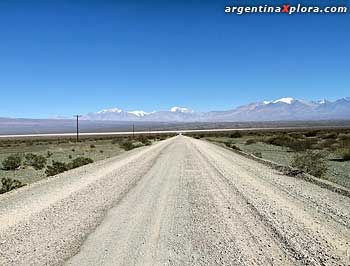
[273,97,295,104]
[97,108,122,114]
[128,110,148,117]
[170,106,193,113]
[263,100,271,104]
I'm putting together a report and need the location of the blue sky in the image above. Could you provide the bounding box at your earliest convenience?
[0,0,349,118]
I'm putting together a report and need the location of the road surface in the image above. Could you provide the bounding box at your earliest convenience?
[0,136,349,265]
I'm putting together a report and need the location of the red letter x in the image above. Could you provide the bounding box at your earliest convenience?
[282,4,290,12]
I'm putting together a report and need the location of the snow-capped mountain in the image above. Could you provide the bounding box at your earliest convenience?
[128,110,149,117]
[170,107,194,113]
[82,97,350,122]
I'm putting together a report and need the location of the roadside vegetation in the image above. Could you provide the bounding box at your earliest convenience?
[0,134,174,194]
[187,128,350,188]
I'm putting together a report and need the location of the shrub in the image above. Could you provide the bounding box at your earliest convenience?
[265,134,293,147]
[322,133,338,140]
[264,135,315,151]
[45,161,68,176]
[100,150,104,153]
[67,157,94,169]
[288,139,316,152]
[230,131,242,138]
[224,141,241,151]
[24,153,47,170]
[253,152,262,158]
[68,155,72,159]
[304,131,318,137]
[231,144,241,151]
[245,139,256,145]
[120,140,135,151]
[338,134,350,147]
[47,151,53,158]
[140,138,152,146]
[291,150,328,178]
[111,139,121,144]
[90,144,96,149]
[2,154,22,170]
[0,178,25,194]
[337,148,350,161]
[224,141,232,148]
[316,139,338,150]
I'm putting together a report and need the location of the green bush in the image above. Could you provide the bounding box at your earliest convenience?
[47,151,53,158]
[2,154,22,170]
[67,157,93,169]
[224,141,233,148]
[111,138,121,144]
[45,161,68,176]
[338,134,350,147]
[322,132,338,139]
[245,139,256,145]
[120,140,135,151]
[141,139,152,146]
[265,134,292,146]
[337,148,350,161]
[264,135,315,151]
[0,177,25,194]
[90,144,96,149]
[291,150,328,178]
[253,152,262,158]
[24,153,47,170]
[230,131,242,138]
[224,141,241,151]
[304,131,319,137]
[231,144,241,151]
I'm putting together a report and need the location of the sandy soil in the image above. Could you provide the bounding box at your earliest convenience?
[0,136,349,266]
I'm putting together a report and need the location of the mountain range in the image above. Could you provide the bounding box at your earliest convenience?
[83,97,350,122]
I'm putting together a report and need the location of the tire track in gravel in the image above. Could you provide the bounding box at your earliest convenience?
[1,135,350,266]
[189,137,350,265]
[0,138,175,266]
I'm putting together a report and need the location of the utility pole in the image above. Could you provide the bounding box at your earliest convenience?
[74,115,82,142]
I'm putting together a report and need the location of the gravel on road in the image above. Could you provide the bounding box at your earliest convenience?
[1,136,349,266]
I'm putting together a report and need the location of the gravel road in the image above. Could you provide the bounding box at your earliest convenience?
[0,136,349,266]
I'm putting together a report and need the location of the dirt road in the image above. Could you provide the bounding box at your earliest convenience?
[0,136,349,265]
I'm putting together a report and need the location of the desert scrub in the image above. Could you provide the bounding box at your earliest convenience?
[224,141,233,148]
[24,153,47,170]
[337,147,350,161]
[224,141,241,151]
[230,131,242,138]
[67,157,94,169]
[245,139,257,145]
[45,161,68,176]
[253,152,262,158]
[264,134,315,151]
[2,154,22,170]
[140,138,152,146]
[120,140,135,151]
[291,150,328,178]
[0,177,25,194]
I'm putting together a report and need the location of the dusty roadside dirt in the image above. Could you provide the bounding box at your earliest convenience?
[0,136,349,266]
